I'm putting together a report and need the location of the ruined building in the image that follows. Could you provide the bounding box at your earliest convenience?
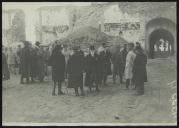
[2,2,176,58]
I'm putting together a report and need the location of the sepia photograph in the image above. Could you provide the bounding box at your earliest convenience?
[2,1,177,126]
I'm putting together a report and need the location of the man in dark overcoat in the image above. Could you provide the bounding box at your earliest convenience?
[132,46,147,95]
[120,44,128,84]
[49,45,65,95]
[98,43,112,86]
[35,42,46,82]
[111,45,123,85]
[67,45,85,96]
[134,42,148,83]
[85,45,100,92]
[19,41,31,84]
[29,44,38,83]
[2,46,10,80]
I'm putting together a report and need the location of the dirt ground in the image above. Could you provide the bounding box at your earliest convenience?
[2,58,177,125]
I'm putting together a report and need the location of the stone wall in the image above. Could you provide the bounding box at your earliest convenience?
[35,2,176,50]
[2,9,25,46]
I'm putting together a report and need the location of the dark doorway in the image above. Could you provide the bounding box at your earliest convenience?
[149,29,174,59]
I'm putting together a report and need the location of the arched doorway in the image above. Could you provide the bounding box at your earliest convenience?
[146,17,176,59]
[149,29,174,59]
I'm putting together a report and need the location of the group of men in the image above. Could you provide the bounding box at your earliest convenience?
[48,41,147,96]
[2,40,147,96]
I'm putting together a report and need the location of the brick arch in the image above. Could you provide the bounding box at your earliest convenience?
[145,17,176,58]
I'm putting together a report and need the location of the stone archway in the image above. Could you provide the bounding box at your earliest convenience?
[148,29,174,59]
[146,17,176,59]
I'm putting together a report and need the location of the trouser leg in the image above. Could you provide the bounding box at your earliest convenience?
[52,81,57,95]
[58,81,64,95]
[26,76,29,84]
[103,73,107,85]
[137,81,144,95]
[126,79,130,89]
[80,85,84,96]
[113,72,116,84]
[21,75,24,84]
[75,87,79,96]
[119,73,123,84]
[96,83,100,92]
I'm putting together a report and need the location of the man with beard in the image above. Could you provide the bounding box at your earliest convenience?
[85,45,100,92]
[67,45,85,96]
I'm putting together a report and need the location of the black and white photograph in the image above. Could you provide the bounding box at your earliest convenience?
[2,2,177,126]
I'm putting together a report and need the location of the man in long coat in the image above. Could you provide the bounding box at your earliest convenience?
[133,46,147,95]
[49,45,65,95]
[134,42,148,83]
[85,45,100,92]
[19,41,31,84]
[111,46,122,85]
[2,46,10,80]
[35,42,46,82]
[67,46,85,96]
[29,44,38,83]
[98,43,112,86]
[125,43,136,89]
[120,44,128,83]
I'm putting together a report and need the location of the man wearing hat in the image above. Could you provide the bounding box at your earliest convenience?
[132,45,147,95]
[2,45,10,80]
[35,41,46,82]
[49,45,66,95]
[119,44,128,84]
[85,45,100,92]
[67,45,85,96]
[19,41,31,84]
[124,43,136,89]
[98,43,112,86]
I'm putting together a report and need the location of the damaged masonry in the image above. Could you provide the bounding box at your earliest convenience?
[2,2,177,126]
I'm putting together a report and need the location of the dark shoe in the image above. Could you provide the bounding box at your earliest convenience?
[58,91,65,95]
[96,88,100,92]
[20,82,24,84]
[75,93,80,96]
[89,87,92,92]
[113,81,116,85]
[81,93,85,96]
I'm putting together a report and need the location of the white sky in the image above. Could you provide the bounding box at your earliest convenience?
[2,2,92,43]
[2,2,92,10]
